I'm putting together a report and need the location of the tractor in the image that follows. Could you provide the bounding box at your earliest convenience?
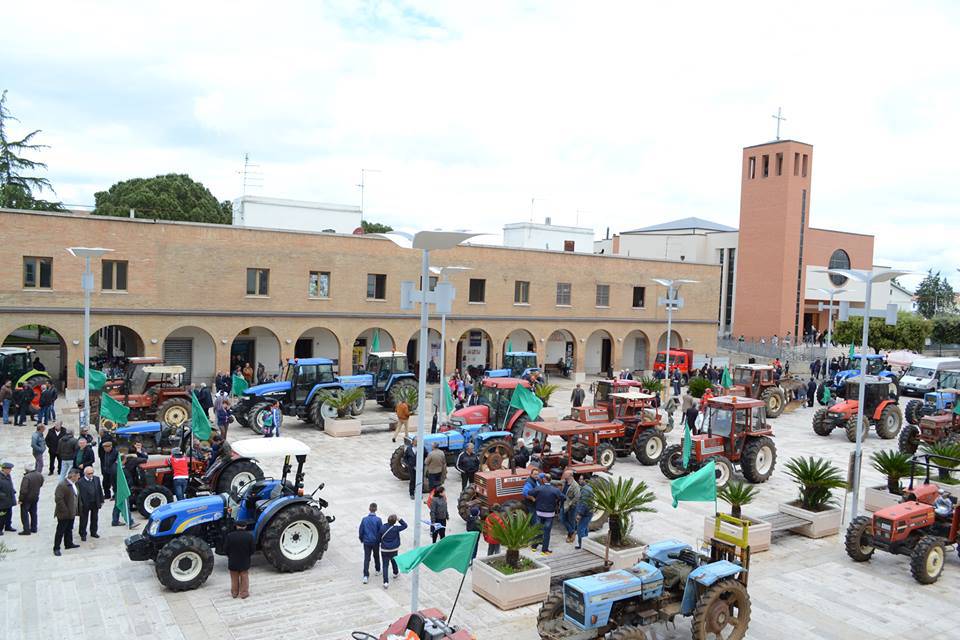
[590,379,645,411]
[125,437,333,592]
[445,377,539,440]
[359,351,418,409]
[899,412,960,454]
[566,391,667,466]
[817,353,897,405]
[811,375,902,442]
[726,364,787,418]
[112,420,185,455]
[389,422,515,482]
[0,346,53,411]
[845,453,960,585]
[101,358,192,429]
[486,351,547,383]
[234,357,385,433]
[904,389,958,426]
[537,515,752,640]
[660,396,776,489]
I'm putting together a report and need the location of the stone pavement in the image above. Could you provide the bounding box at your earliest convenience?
[0,380,957,640]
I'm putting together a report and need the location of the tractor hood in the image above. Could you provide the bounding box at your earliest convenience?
[337,374,374,388]
[244,381,291,397]
[115,421,162,435]
[146,494,226,537]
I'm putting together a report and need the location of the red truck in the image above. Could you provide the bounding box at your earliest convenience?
[652,348,694,382]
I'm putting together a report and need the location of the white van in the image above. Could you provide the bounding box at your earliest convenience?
[898,357,960,396]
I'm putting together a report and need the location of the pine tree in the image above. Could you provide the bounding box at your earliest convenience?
[0,90,65,211]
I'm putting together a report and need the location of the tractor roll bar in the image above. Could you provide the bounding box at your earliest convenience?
[908,453,960,489]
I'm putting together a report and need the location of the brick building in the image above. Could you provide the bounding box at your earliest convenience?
[1,209,719,391]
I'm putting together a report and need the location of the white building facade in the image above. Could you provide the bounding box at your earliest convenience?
[503,220,594,253]
[232,196,362,234]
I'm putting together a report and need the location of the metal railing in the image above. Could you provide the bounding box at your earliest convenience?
[718,336,830,363]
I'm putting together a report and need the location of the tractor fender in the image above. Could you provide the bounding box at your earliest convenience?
[16,368,51,387]
[204,455,257,485]
[304,383,343,407]
[475,431,512,445]
[253,496,317,543]
[681,559,747,616]
[505,409,527,432]
[871,399,898,420]
[337,374,374,389]
[148,495,227,539]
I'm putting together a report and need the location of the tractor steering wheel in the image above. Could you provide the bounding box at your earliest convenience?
[351,633,378,640]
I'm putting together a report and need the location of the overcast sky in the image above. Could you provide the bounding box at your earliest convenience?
[5,1,959,288]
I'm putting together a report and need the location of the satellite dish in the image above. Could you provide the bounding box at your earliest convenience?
[353,227,365,235]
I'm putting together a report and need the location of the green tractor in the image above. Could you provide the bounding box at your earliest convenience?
[0,347,52,409]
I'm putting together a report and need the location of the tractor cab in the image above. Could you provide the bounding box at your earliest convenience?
[592,379,644,409]
[607,390,659,425]
[0,346,50,408]
[487,352,543,380]
[843,375,898,413]
[227,437,315,523]
[730,365,775,396]
[283,358,337,406]
[704,396,769,440]
[455,377,531,432]
[359,352,416,407]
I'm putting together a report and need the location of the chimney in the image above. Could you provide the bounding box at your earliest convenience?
[612,234,620,254]
[605,226,610,239]
[545,216,551,225]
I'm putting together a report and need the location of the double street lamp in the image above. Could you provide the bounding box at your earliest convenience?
[67,247,113,429]
[808,286,848,347]
[652,278,697,397]
[429,265,471,425]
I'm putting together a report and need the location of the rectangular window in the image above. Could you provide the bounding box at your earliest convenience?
[595,284,610,307]
[22,256,52,289]
[747,156,756,179]
[762,154,769,178]
[563,240,575,252]
[418,275,438,291]
[367,273,386,300]
[775,152,783,176]
[246,268,269,296]
[632,286,646,309]
[802,154,808,177]
[468,278,486,303]
[102,260,128,291]
[556,282,572,306]
[514,280,530,304]
[309,271,330,298]
[725,249,736,330]
[794,152,800,176]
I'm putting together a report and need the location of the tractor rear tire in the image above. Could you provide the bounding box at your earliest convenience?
[510,414,542,441]
[261,503,330,573]
[740,437,776,483]
[588,510,609,532]
[249,402,271,435]
[845,414,869,443]
[536,590,566,639]
[712,455,734,489]
[234,410,249,428]
[910,536,946,584]
[136,485,174,518]
[154,535,214,592]
[876,404,903,440]
[457,485,480,522]
[905,399,924,425]
[812,408,834,436]
[844,515,875,562]
[596,442,616,469]
[659,444,688,480]
[215,460,264,494]
[156,397,191,430]
[691,578,751,640]
[606,626,649,640]
[898,424,920,454]
[478,438,514,472]
[761,388,786,418]
[387,379,418,410]
[308,394,336,430]
[390,445,411,481]
[349,393,366,416]
[633,430,665,465]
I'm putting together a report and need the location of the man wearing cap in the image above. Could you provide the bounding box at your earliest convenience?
[0,462,16,534]
[53,467,81,556]
[18,464,43,535]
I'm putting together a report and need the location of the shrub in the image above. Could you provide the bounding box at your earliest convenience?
[784,456,847,511]
[687,376,712,398]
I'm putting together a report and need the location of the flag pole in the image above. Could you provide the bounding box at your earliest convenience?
[447,569,468,624]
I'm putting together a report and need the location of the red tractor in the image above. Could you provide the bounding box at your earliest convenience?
[566,390,667,466]
[590,378,645,410]
[727,364,787,418]
[899,412,960,454]
[845,454,960,584]
[811,375,902,442]
[103,358,192,429]
[660,396,777,488]
[445,377,537,439]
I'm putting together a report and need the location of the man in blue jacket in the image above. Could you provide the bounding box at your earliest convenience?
[358,502,383,584]
[529,479,564,555]
[521,468,541,515]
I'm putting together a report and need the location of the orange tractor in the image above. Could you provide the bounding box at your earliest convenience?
[726,364,787,418]
[565,390,667,466]
[811,375,902,442]
[102,358,192,429]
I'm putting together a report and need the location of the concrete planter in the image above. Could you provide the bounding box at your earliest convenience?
[704,515,771,552]
[539,406,562,421]
[778,502,842,539]
[581,535,647,570]
[864,485,902,512]
[472,553,551,610]
[325,417,362,437]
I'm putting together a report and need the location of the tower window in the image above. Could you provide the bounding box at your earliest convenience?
[793,152,800,176]
[748,156,756,179]
[828,249,850,286]
[802,154,808,177]
[762,155,769,178]
[776,153,783,176]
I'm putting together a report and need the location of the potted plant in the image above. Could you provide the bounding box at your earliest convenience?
[704,482,772,552]
[582,476,656,569]
[319,388,365,437]
[922,442,960,482]
[472,510,551,610]
[640,376,662,395]
[864,450,912,511]
[389,384,418,432]
[687,376,712,398]
[778,456,847,538]
[534,383,561,419]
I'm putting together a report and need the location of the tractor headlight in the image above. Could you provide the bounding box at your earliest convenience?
[148,519,161,536]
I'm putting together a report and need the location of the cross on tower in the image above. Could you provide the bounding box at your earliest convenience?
[772,107,786,140]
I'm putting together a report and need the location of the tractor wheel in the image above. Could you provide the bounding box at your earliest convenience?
[136,485,174,517]
[588,510,609,532]
[690,578,751,640]
[457,485,480,522]
[876,404,903,440]
[156,397,191,430]
[536,590,566,638]
[261,503,330,573]
[390,445,411,481]
[234,409,249,428]
[910,536,946,584]
[812,408,834,436]
[501,499,524,515]
[905,399,924,425]
[308,394,331,430]
[659,444,688,480]
[712,455,734,489]
[214,460,264,494]
[760,387,785,418]
[606,626,649,640]
[845,414,869,443]
[633,430,665,465]
[249,402,272,435]
[740,437,777,483]
[349,393,366,416]
[154,535,214,592]
[388,379,418,410]
[510,414,538,441]
[898,424,920,454]
[816,382,829,406]
[844,515,875,562]
[478,438,514,472]
[596,442,617,470]
[943,433,960,447]
[100,418,118,432]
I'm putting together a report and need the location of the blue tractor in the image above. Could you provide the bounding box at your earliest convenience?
[125,437,333,592]
[389,423,515,482]
[537,517,752,640]
[486,351,546,382]
[905,389,958,426]
[817,354,897,405]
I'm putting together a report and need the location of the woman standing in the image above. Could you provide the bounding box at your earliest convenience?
[430,486,448,543]
[377,515,407,590]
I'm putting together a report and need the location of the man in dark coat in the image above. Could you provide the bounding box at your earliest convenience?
[195,384,213,415]
[224,522,255,599]
[570,384,586,408]
[0,462,17,533]
[455,443,480,491]
[37,383,57,426]
[14,383,32,426]
[99,441,119,500]
[806,378,818,408]
[403,443,417,500]
[53,468,81,555]
[45,422,65,475]
[57,430,78,481]
[74,438,95,471]
[18,464,43,534]
[77,466,104,541]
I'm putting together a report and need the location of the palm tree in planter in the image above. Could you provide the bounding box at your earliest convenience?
[318,388,366,419]
[488,510,542,572]
[587,476,656,566]
[783,456,847,511]
[640,377,662,395]
[393,383,419,411]
[921,442,960,481]
[717,481,757,519]
[533,383,559,407]
[870,450,913,494]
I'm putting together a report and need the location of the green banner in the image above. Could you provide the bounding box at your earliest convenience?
[395,531,480,575]
[671,459,717,508]
[682,420,693,468]
[99,392,130,426]
[231,374,249,396]
[721,367,732,389]
[443,379,455,413]
[191,392,211,441]
[508,384,543,421]
[75,361,107,391]
[115,455,132,525]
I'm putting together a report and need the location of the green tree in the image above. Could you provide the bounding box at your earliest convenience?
[361,220,393,233]
[915,270,955,319]
[832,311,931,353]
[0,90,65,211]
[931,314,960,347]
[94,174,231,223]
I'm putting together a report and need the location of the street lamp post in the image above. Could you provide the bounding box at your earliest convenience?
[809,286,848,348]
[429,266,471,425]
[67,247,113,429]
[652,278,697,399]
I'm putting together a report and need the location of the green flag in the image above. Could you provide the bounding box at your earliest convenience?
[849,343,856,358]
[371,329,381,352]
[443,379,455,413]
[191,392,211,441]
[821,385,831,404]
[507,339,513,352]
[231,374,249,396]
[99,392,130,426]
[395,531,480,575]
[509,384,543,421]
[75,361,107,391]
[952,401,959,416]
[721,366,732,389]
[671,459,717,508]
[115,455,132,525]
[682,420,693,468]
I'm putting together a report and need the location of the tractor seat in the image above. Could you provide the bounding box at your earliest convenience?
[660,561,693,591]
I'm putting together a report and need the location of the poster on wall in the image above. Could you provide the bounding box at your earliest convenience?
[462,346,485,369]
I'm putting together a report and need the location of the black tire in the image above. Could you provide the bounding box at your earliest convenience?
[812,407,834,436]
[606,626,649,640]
[136,485,174,517]
[309,394,336,430]
[691,578,750,640]
[659,444,688,480]
[260,503,330,572]
[154,535,214,592]
[501,499,524,514]
[761,387,785,418]
[387,379,418,410]
[234,409,249,428]
[249,402,271,435]
[536,590,565,638]
[390,445,410,481]
[740,437,777,483]
[898,424,920,454]
[876,404,902,440]
[633,430,665,465]
[905,399,924,425]
[596,442,616,469]
[588,510,609,532]
[510,414,539,441]
[156,397,191,430]
[844,515,875,562]
[910,536,946,584]
[457,485,481,522]
[845,414,869,443]
[712,455,734,489]
[349,393,366,416]
[214,460,264,494]
[478,438,514,472]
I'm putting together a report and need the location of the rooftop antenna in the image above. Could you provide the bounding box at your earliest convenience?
[238,153,263,195]
[357,168,381,225]
[772,107,786,141]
